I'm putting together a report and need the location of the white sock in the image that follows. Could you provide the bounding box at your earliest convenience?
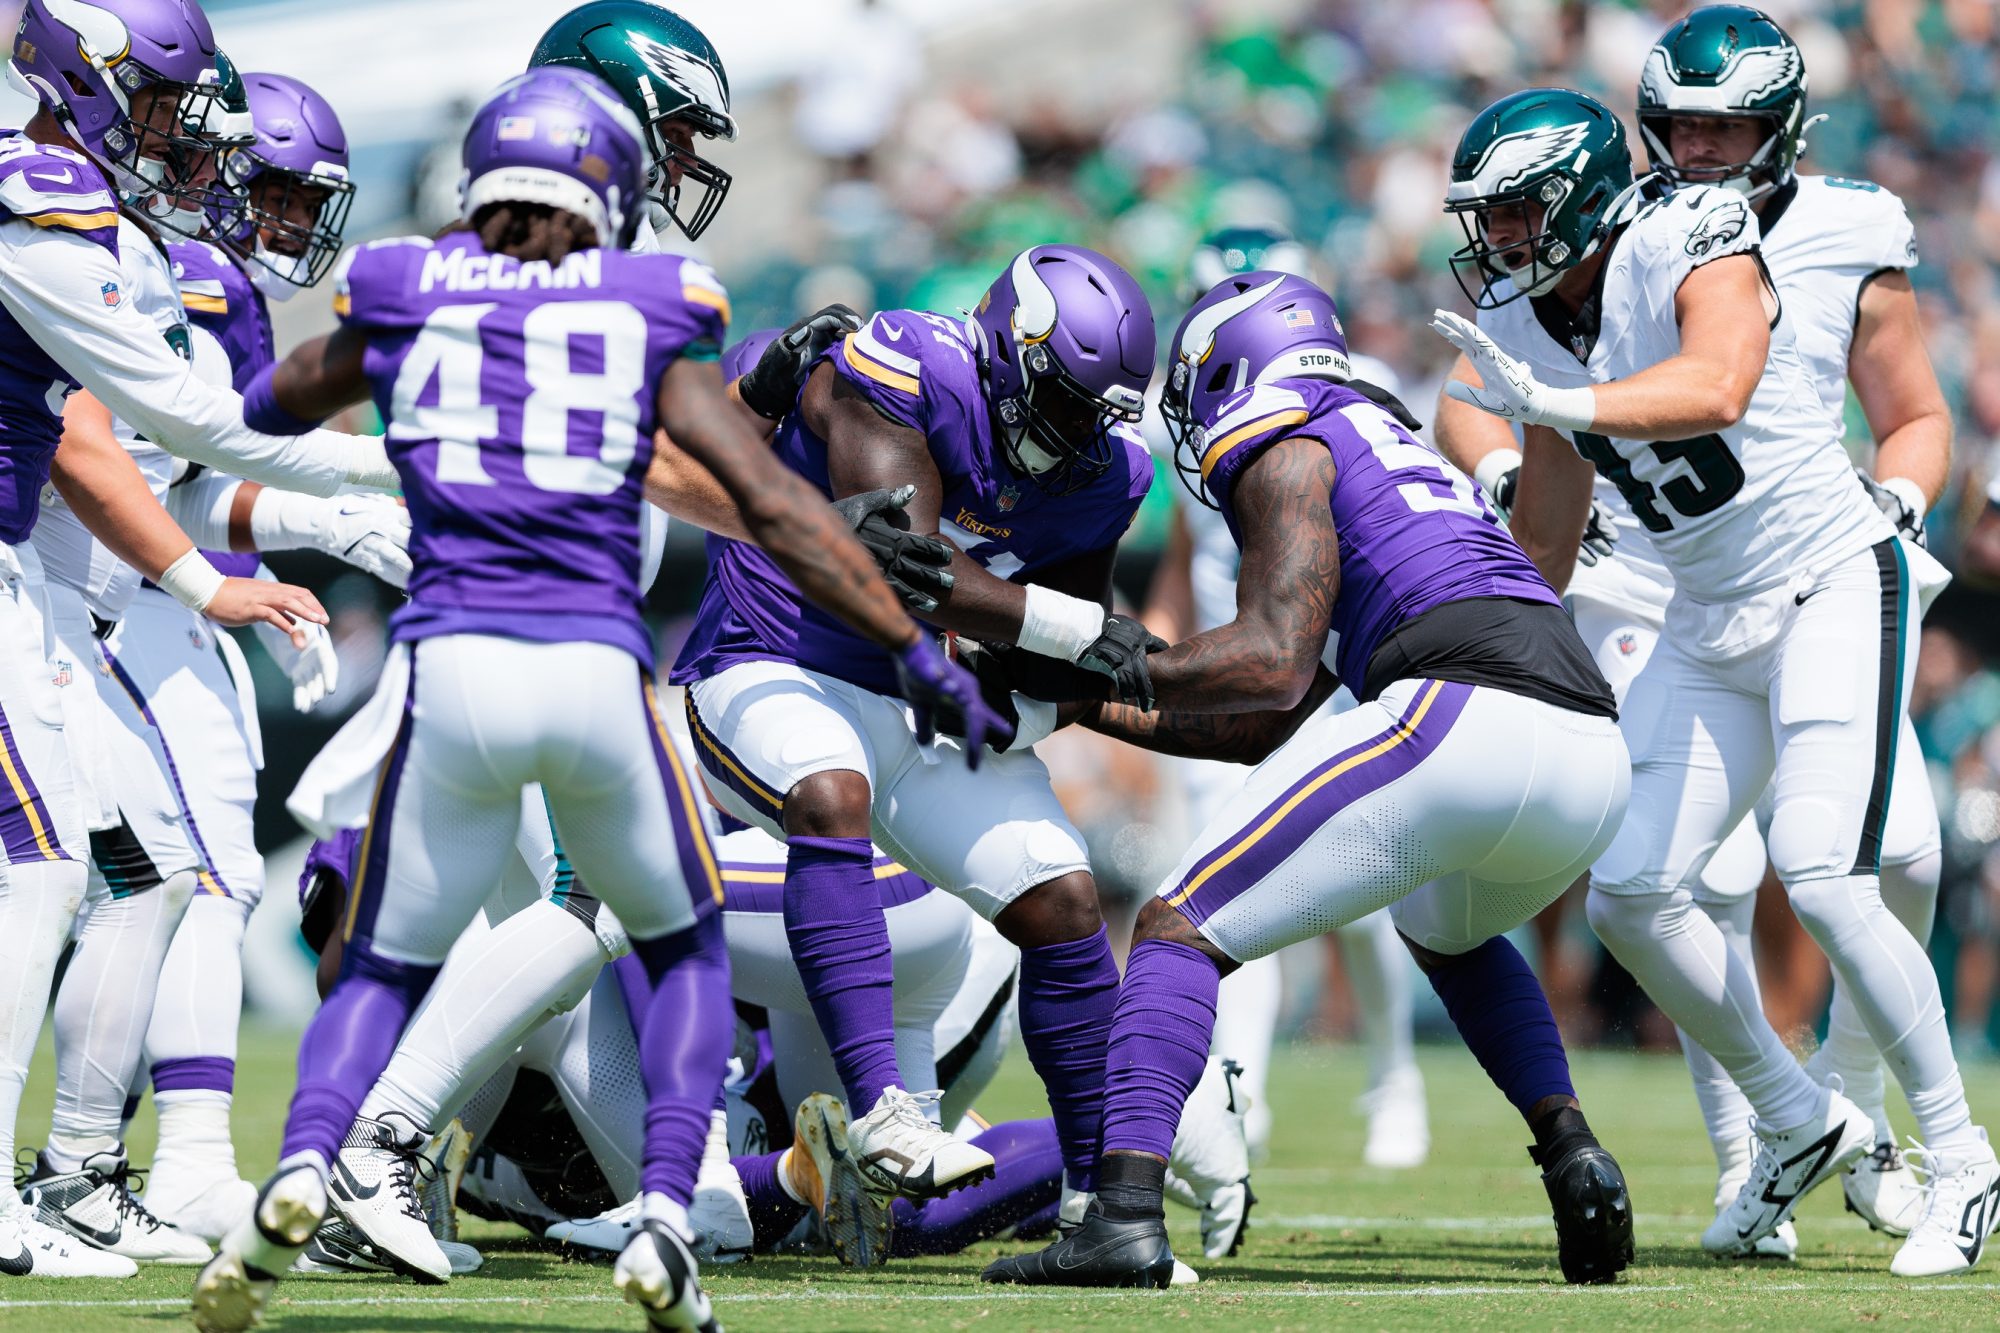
[153,1093,238,1175]
[1787,873,1978,1154]
[1682,891,1759,1179]
[640,1190,691,1242]
[774,1149,805,1205]
[0,859,86,1171]
[1336,908,1415,1088]
[1212,950,1282,1156]
[358,899,601,1127]
[1587,885,1823,1131]
[51,867,196,1148]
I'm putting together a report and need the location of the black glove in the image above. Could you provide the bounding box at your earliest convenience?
[1076,613,1168,711]
[1576,496,1618,567]
[1857,469,1927,547]
[831,485,956,613]
[738,303,863,419]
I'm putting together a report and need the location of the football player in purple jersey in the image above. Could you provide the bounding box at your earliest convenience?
[189,67,997,1333]
[982,273,1634,1288]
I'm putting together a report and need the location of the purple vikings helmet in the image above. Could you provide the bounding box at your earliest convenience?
[216,72,354,296]
[461,67,650,249]
[968,245,1154,496]
[721,326,782,384]
[10,0,251,231]
[1162,271,1352,507]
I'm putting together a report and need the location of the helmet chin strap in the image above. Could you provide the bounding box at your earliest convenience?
[1007,420,1062,475]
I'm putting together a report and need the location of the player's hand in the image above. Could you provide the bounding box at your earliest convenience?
[1431,310,1595,432]
[1857,470,1928,547]
[957,642,1062,752]
[894,634,1014,767]
[833,484,956,613]
[1577,497,1619,567]
[739,303,864,419]
[1077,613,1168,711]
[320,494,412,589]
[204,576,328,648]
[255,614,340,712]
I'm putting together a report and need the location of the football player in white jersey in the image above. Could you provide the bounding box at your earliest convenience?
[1149,226,1428,1169]
[1432,86,1997,1276]
[1437,6,1954,1256]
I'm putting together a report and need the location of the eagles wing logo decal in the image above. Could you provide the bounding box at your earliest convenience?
[1458,122,1592,198]
[628,31,730,118]
[1640,45,1801,110]
[1685,198,1749,258]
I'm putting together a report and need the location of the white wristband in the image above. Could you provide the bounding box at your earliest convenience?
[1472,447,1522,499]
[1882,476,1927,520]
[1535,385,1597,434]
[157,548,227,613]
[1017,583,1107,662]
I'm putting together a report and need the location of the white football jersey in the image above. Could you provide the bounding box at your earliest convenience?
[1479,183,1888,604]
[35,216,206,620]
[1759,174,1919,429]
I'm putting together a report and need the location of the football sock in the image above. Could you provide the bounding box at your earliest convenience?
[1786,872,1978,1154]
[1682,890,1758,1180]
[890,1118,1062,1257]
[1337,908,1416,1091]
[1587,886,1823,1131]
[282,944,438,1165]
[783,835,901,1113]
[630,913,732,1206]
[51,867,196,1147]
[146,892,250,1117]
[1210,951,1281,1156]
[734,1148,808,1249]
[151,1094,239,1180]
[1420,933,1573,1120]
[0,859,84,1173]
[1100,938,1218,1165]
[1018,924,1121,1192]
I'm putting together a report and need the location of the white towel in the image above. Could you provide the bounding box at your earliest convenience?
[287,641,409,838]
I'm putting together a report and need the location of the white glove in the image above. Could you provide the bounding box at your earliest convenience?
[1432,310,1597,433]
[251,568,339,713]
[250,489,412,588]
[1857,471,1927,548]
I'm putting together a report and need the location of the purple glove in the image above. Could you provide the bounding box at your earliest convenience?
[893,635,1014,769]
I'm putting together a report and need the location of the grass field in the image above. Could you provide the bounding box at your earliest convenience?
[9,1028,2000,1331]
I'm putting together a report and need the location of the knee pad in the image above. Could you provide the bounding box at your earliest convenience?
[1782,874,1878,945]
[1585,885,1685,957]
[1763,798,1849,885]
[1880,848,1940,944]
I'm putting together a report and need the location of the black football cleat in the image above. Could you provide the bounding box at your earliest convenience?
[980,1207,1176,1288]
[1531,1137,1634,1284]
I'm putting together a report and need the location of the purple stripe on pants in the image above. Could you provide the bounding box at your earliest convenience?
[344,669,418,948]
[102,650,232,895]
[683,691,785,821]
[1170,679,1473,931]
[0,700,70,864]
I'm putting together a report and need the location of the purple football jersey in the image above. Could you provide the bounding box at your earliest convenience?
[1200,377,1558,687]
[168,239,271,393]
[0,134,121,544]
[339,231,729,666]
[672,309,1154,695]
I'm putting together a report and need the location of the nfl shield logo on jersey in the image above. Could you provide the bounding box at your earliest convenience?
[1616,632,1637,657]
[997,485,1020,513]
[100,282,120,307]
[50,660,71,688]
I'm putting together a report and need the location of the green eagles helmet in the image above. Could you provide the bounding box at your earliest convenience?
[530,1,737,240]
[1444,88,1635,309]
[1637,5,1809,202]
[1182,225,1313,303]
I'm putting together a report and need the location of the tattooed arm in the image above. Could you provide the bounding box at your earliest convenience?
[653,357,918,651]
[1145,437,1338,713]
[1082,665,1340,764]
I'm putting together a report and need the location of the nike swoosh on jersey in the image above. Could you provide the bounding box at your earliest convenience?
[30,167,75,186]
[881,323,905,340]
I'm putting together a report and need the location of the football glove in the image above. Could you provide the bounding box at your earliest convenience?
[254,607,339,713]
[738,303,864,419]
[832,485,956,613]
[1857,471,1928,548]
[1476,452,1615,568]
[956,643,1060,753]
[319,495,412,589]
[1431,310,1596,433]
[893,634,1013,767]
[1077,613,1168,711]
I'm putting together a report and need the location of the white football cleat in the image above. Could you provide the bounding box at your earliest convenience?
[790,1093,893,1268]
[326,1114,451,1285]
[1702,1089,1874,1256]
[296,1214,483,1277]
[1843,1139,1927,1238]
[847,1087,994,1202]
[614,1218,721,1332]
[1358,1066,1430,1170]
[18,1148,212,1264]
[1169,1258,1199,1285]
[192,1162,327,1333]
[1710,1171,1797,1260]
[1165,1057,1255,1258]
[692,1108,753,1264]
[0,1193,137,1277]
[142,1165,256,1247]
[549,1196,643,1254]
[1891,1131,2000,1278]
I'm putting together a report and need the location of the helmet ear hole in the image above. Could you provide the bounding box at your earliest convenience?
[1204,363,1231,395]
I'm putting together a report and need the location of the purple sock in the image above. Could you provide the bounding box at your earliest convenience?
[783,835,901,1112]
[152,1056,235,1096]
[1017,925,1120,1191]
[1100,938,1219,1161]
[1422,934,1575,1120]
[630,912,733,1205]
[890,1118,1062,1257]
[281,945,437,1164]
[734,1148,808,1250]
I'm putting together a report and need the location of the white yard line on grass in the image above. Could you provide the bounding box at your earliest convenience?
[7,1282,1999,1310]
